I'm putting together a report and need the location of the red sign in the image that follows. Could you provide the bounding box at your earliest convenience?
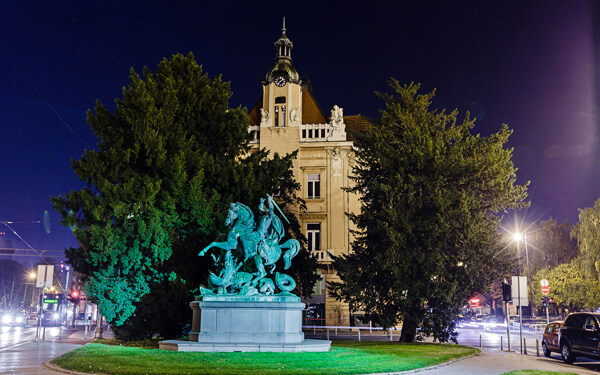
[542,286,550,295]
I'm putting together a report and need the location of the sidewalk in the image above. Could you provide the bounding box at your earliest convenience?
[53,324,114,345]
[404,349,600,375]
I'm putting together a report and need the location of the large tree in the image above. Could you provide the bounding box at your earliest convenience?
[572,198,600,280]
[330,81,529,343]
[526,219,577,275]
[52,53,317,333]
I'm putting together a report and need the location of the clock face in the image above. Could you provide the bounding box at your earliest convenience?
[274,76,287,87]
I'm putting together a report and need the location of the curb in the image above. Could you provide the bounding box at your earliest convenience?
[362,352,481,375]
[44,359,107,375]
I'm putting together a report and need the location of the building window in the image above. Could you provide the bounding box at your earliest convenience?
[275,96,286,104]
[307,223,321,251]
[281,105,286,127]
[307,174,320,199]
[274,106,279,126]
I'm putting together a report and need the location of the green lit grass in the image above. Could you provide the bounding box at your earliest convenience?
[52,340,478,375]
[501,371,579,375]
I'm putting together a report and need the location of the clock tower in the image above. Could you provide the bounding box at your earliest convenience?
[248,21,367,327]
[255,19,305,157]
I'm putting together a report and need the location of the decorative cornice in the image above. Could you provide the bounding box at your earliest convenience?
[300,212,327,220]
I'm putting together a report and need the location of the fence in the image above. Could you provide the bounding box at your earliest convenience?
[303,324,546,357]
[303,325,402,341]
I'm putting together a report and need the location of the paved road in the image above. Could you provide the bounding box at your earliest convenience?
[0,323,104,375]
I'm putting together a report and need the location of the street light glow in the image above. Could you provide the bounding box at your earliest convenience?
[28,272,36,279]
[513,232,523,242]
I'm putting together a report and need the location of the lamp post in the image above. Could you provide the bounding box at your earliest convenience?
[513,232,534,319]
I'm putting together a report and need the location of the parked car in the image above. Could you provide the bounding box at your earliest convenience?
[541,320,563,357]
[558,312,600,364]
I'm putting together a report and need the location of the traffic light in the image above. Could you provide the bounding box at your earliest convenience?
[502,282,512,302]
[68,289,80,303]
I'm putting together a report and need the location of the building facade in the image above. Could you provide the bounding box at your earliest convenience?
[248,23,370,326]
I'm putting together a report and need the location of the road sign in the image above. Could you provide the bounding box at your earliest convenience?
[511,276,529,306]
[542,286,550,295]
[540,279,549,287]
[36,265,54,288]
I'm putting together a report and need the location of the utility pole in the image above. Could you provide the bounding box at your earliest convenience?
[94,307,103,339]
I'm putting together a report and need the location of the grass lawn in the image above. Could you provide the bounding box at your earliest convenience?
[501,371,579,375]
[52,340,478,375]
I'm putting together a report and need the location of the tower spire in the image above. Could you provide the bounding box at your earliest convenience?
[264,20,299,84]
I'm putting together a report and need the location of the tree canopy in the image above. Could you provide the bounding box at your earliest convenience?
[52,53,317,333]
[330,81,529,343]
[524,219,577,276]
[572,198,600,280]
[533,261,600,314]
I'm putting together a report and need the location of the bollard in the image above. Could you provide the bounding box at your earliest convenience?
[327,329,330,340]
[84,324,88,337]
[501,336,503,351]
[369,321,373,335]
[313,325,316,335]
[536,339,540,357]
[523,338,527,355]
[389,329,393,341]
[358,329,361,341]
[479,335,482,348]
[335,326,338,335]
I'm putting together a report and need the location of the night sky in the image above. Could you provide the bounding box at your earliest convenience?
[1,1,598,260]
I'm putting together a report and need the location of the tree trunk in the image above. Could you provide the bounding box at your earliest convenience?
[94,307,103,339]
[399,319,418,343]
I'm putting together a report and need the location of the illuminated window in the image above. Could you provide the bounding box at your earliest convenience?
[274,106,279,126]
[307,174,320,199]
[281,105,286,127]
[307,223,321,251]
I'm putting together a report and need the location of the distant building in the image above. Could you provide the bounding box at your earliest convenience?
[248,22,370,326]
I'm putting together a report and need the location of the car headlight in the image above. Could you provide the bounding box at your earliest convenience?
[2,315,12,324]
[53,313,59,320]
[15,316,23,323]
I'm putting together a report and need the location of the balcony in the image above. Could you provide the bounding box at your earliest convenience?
[313,249,334,262]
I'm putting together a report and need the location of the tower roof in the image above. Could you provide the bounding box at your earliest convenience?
[265,19,300,84]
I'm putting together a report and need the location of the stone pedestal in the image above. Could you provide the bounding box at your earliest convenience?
[159,295,330,352]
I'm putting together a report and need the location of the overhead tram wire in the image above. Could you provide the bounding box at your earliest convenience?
[0,46,90,149]
[0,221,55,264]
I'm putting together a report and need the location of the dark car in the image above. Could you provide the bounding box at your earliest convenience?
[542,320,563,357]
[558,312,600,364]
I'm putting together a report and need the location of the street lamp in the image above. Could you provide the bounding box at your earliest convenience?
[513,231,534,319]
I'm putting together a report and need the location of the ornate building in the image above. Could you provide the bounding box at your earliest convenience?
[247,22,370,326]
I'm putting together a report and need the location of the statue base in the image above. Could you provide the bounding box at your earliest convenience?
[159,295,331,352]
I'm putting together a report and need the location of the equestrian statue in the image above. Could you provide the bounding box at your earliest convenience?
[198,195,300,296]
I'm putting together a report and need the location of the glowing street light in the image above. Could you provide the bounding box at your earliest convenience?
[512,231,533,319]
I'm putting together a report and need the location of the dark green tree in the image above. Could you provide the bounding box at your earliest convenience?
[330,81,529,343]
[52,53,317,334]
